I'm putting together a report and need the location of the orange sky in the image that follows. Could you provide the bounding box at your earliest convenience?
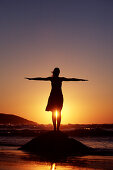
[0,64,113,124]
[0,1,113,124]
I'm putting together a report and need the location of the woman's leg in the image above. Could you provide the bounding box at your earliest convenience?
[52,111,56,131]
[57,110,61,131]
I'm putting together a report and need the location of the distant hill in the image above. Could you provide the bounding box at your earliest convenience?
[0,113,38,125]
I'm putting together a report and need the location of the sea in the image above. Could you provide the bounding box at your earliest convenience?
[0,125,113,170]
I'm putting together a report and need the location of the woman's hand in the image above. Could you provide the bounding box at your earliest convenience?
[81,79,88,81]
[24,77,32,80]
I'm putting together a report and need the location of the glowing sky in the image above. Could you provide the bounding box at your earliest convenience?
[0,0,113,124]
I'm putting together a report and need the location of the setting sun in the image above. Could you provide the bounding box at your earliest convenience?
[55,110,58,119]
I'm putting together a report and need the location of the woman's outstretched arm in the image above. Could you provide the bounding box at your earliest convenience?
[61,77,88,81]
[25,77,51,81]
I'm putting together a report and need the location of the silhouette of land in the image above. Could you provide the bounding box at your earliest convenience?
[0,113,38,125]
[0,113,113,137]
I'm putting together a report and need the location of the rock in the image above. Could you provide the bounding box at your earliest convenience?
[20,131,93,156]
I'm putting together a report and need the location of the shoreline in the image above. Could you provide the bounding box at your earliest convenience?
[0,145,113,170]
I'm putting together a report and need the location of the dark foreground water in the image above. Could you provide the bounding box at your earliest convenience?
[0,145,113,170]
[0,136,113,170]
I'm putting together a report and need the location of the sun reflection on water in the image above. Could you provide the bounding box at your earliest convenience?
[51,163,56,170]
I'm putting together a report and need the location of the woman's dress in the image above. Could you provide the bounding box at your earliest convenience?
[46,77,63,112]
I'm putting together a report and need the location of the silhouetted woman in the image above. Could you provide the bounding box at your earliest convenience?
[25,67,88,131]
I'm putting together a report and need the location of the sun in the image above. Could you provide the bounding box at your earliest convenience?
[55,110,58,119]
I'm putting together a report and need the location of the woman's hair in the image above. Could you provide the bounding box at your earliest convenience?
[52,67,60,77]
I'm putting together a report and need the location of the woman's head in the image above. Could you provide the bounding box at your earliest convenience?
[52,67,60,77]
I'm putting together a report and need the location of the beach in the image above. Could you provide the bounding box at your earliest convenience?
[1,146,113,170]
